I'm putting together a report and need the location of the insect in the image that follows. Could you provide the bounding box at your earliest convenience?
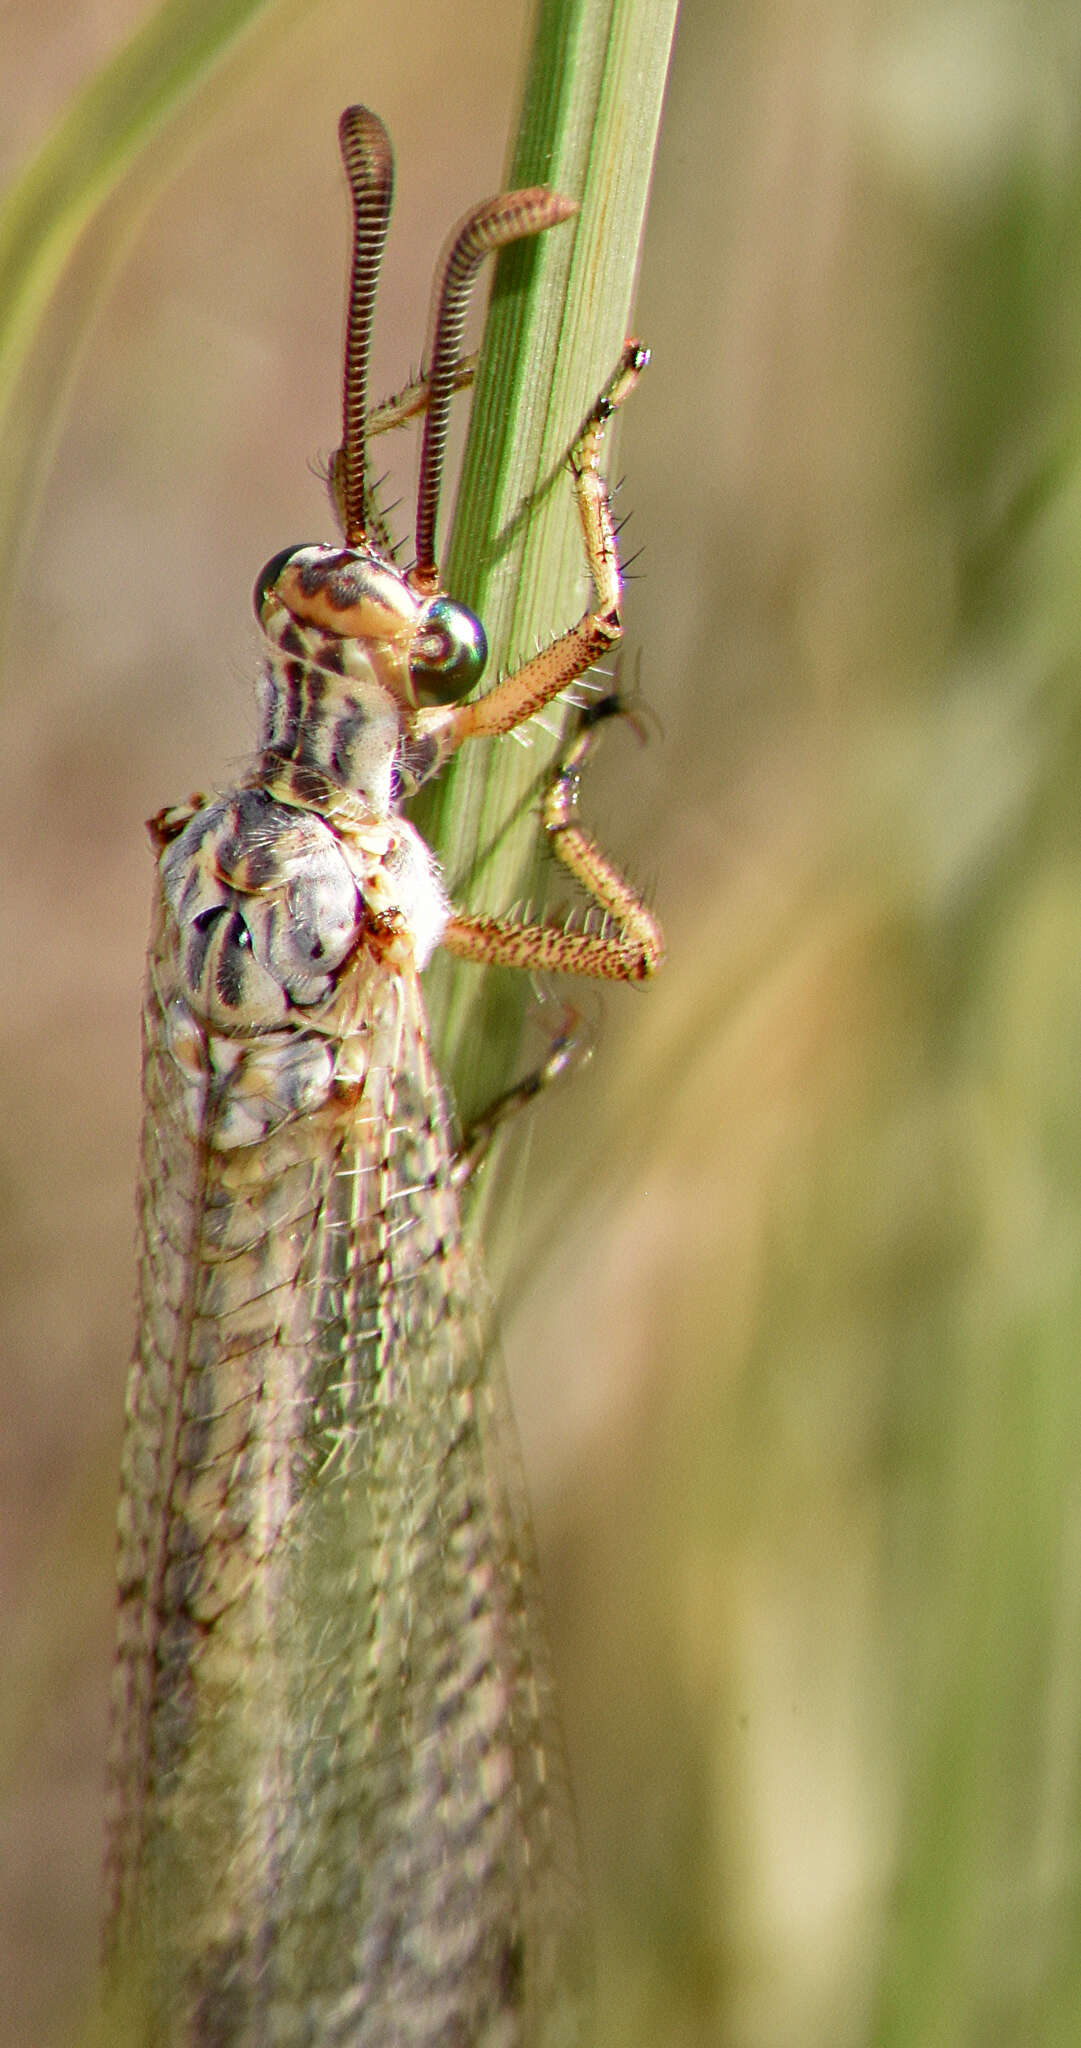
[103,105,662,2047]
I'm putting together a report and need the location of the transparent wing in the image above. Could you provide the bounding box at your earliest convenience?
[105,888,586,2048]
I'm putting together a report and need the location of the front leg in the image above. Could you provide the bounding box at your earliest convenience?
[418,341,649,753]
[365,355,478,437]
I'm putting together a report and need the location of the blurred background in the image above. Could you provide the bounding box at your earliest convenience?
[6,1,1081,2043]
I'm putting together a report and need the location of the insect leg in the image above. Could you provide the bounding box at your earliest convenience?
[365,355,478,438]
[355,359,479,549]
[451,1006,587,1187]
[443,690,663,981]
[429,340,649,750]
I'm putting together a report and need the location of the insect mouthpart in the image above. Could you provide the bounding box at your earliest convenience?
[409,595,487,702]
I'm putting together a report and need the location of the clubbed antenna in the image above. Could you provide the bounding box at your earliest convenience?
[411,187,577,592]
[336,105,394,545]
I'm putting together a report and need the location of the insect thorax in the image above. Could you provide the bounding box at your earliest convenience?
[257,591,414,819]
[153,590,451,1075]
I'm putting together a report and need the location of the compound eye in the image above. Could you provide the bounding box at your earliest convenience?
[410,597,487,703]
[254,547,307,614]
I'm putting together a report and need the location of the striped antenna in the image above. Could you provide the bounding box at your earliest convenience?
[336,106,394,545]
[411,187,577,591]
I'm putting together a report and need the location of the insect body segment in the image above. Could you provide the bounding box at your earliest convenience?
[105,102,661,2048]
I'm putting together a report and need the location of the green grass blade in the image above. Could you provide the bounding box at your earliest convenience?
[416,0,680,1119]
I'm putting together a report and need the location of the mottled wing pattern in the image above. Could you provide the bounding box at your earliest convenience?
[105,821,585,2047]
